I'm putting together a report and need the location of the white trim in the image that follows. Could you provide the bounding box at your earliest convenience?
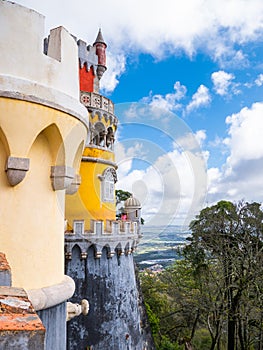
[26,275,75,311]
[0,75,88,128]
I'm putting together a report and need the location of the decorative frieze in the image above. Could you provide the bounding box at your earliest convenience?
[80,91,117,126]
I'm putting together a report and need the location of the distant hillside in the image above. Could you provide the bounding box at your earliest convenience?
[134,225,190,269]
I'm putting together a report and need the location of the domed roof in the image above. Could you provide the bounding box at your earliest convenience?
[124,196,141,208]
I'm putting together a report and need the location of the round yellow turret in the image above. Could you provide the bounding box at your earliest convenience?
[66,106,118,231]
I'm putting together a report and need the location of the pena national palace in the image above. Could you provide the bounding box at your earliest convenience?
[0,1,153,349]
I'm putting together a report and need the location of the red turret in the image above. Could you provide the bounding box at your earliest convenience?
[78,30,107,93]
[93,29,107,80]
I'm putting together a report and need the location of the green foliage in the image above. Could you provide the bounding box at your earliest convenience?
[115,189,132,205]
[145,302,160,336]
[159,336,182,350]
[192,329,211,349]
[141,201,263,350]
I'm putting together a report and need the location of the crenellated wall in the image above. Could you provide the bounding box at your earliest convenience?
[65,219,141,258]
[65,227,146,350]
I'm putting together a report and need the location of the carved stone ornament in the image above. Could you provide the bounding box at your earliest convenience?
[66,174,81,195]
[5,156,30,186]
[67,299,89,321]
[50,165,75,191]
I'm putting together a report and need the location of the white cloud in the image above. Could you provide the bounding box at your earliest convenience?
[225,102,263,163]
[141,81,187,113]
[186,85,211,113]
[255,73,263,86]
[211,70,235,96]
[100,52,126,92]
[116,132,207,227]
[194,130,206,147]
[115,141,147,179]
[14,0,263,91]
[207,102,263,204]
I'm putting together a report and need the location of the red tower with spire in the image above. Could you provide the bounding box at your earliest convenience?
[93,28,107,80]
[78,29,107,93]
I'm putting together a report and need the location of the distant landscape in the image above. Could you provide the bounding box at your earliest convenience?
[134,225,191,269]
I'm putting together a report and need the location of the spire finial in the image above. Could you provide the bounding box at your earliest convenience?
[93,28,107,48]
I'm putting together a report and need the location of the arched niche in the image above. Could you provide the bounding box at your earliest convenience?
[92,122,106,146]
[0,127,10,156]
[0,128,9,186]
[106,126,114,149]
[72,244,82,259]
[65,140,84,195]
[30,123,65,166]
[72,140,84,171]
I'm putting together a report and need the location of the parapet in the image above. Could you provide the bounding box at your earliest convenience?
[0,0,87,124]
[65,219,142,259]
[78,40,98,72]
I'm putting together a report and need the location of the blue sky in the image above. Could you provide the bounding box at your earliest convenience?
[14,0,263,226]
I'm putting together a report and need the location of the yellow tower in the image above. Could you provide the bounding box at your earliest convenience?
[65,32,118,231]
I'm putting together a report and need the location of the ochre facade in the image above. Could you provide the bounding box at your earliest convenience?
[0,98,87,289]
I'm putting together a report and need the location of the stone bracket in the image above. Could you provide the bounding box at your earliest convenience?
[5,156,30,186]
[66,174,81,195]
[50,166,75,191]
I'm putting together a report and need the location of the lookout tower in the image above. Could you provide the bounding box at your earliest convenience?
[124,196,142,224]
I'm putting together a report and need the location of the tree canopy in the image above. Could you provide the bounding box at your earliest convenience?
[141,201,263,350]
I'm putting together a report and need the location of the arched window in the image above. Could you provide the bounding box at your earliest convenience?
[99,167,117,202]
[106,127,114,149]
[91,122,106,146]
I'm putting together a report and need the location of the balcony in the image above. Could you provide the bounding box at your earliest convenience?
[80,91,118,126]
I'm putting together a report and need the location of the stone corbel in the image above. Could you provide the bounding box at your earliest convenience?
[67,299,89,321]
[50,166,75,191]
[5,156,30,186]
[66,174,81,195]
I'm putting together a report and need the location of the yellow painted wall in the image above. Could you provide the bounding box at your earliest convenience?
[66,146,116,231]
[0,97,87,289]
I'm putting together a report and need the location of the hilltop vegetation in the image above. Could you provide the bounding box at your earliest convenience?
[141,201,263,350]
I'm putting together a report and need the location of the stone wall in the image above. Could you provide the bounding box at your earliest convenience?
[66,245,146,349]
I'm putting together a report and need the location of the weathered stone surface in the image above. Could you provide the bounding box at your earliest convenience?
[0,287,45,350]
[5,157,30,186]
[66,245,147,350]
[37,302,66,350]
[50,165,75,190]
[66,173,81,195]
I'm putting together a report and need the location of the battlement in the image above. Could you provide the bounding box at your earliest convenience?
[78,40,99,74]
[0,0,87,124]
[65,219,142,259]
